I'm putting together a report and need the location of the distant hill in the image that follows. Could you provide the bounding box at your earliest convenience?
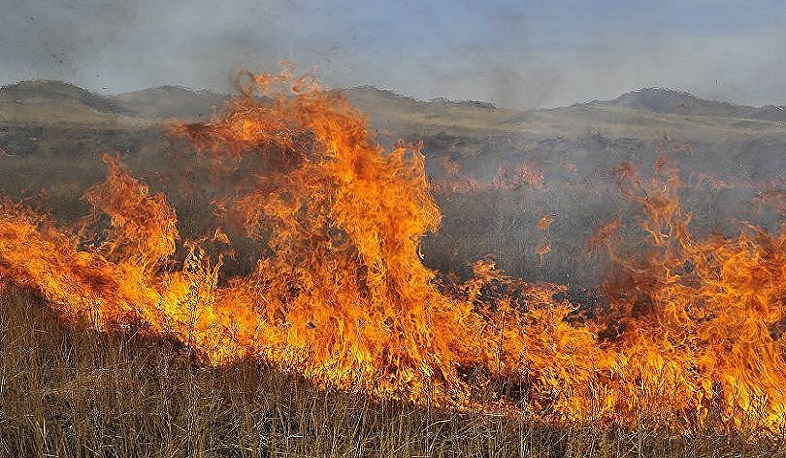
[341,85,511,132]
[586,87,786,122]
[0,80,227,125]
[0,80,124,114]
[2,80,786,137]
[0,80,504,127]
[116,86,226,120]
[344,86,496,110]
[0,80,138,125]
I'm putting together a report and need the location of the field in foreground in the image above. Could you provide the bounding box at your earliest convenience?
[4,78,786,456]
[0,287,784,457]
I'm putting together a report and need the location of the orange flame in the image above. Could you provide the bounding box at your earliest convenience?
[1,67,786,433]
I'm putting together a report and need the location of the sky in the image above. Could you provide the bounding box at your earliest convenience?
[2,0,786,109]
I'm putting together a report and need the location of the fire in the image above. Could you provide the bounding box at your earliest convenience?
[433,156,545,193]
[1,66,786,433]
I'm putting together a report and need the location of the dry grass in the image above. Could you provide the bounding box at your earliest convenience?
[0,287,784,457]
[3,90,786,455]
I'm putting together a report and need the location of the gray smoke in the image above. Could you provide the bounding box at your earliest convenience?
[2,0,786,108]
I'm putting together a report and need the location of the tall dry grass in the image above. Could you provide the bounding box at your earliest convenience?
[2,126,786,456]
[1,287,784,457]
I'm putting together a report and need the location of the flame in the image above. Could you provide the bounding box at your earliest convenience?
[433,156,545,193]
[1,67,786,433]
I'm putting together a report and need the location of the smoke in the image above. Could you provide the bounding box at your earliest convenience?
[2,0,786,107]
[0,0,138,83]
[537,25,786,108]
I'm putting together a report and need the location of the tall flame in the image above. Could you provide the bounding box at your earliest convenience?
[1,67,785,433]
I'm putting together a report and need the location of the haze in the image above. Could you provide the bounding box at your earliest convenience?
[3,0,786,109]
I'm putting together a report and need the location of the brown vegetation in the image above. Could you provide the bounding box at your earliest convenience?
[3,80,786,455]
[3,287,786,457]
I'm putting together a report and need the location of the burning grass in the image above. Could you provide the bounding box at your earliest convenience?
[2,287,785,457]
[2,66,786,452]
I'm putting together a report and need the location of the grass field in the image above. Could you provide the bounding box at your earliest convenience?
[3,287,786,457]
[3,80,786,456]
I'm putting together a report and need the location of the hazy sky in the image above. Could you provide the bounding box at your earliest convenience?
[2,0,786,108]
